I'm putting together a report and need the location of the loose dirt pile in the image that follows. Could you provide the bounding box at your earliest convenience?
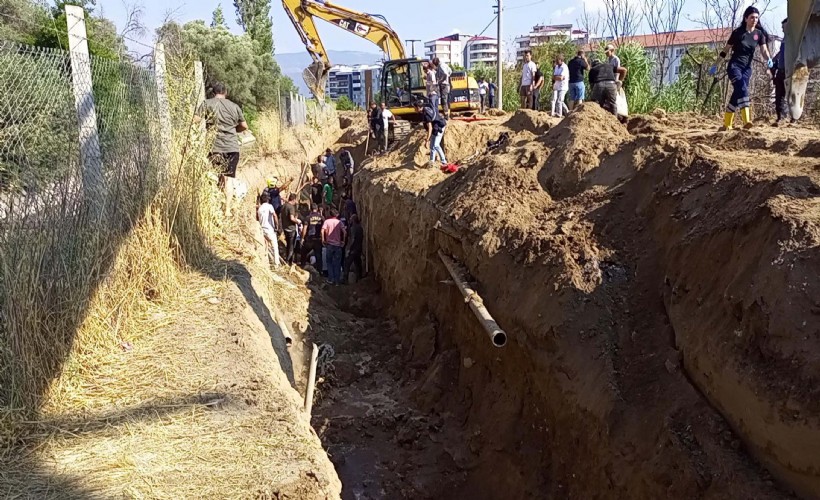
[353,105,820,498]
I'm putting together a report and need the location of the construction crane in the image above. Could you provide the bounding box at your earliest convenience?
[785,0,819,120]
[281,0,481,128]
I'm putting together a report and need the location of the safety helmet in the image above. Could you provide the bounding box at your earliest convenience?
[266,177,278,188]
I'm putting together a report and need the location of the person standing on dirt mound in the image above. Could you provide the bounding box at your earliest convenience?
[588,58,619,116]
[433,57,452,119]
[771,18,789,126]
[520,50,538,109]
[551,55,570,117]
[380,102,395,152]
[322,209,346,286]
[567,51,589,109]
[531,68,545,111]
[369,102,383,153]
[710,6,774,130]
[414,99,448,168]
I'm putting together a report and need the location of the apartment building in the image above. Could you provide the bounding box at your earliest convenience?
[424,33,475,66]
[325,64,382,108]
[515,24,588,62]
[464,36,499,68]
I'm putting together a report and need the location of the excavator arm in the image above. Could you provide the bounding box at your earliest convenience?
[785,0,819,120]
[281,0,406,99]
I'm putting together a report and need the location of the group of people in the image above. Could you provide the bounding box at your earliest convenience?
[256,161,365,286]
[519,46,627,118]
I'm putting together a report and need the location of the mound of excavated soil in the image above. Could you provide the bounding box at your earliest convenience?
[504,108,553,135]
[354,106,820,499]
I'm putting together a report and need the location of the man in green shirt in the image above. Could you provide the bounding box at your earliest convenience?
[198,82,248,185]
[323,180,334,210]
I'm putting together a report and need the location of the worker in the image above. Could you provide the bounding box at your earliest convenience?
[532,66,545,111]
[424,61,440,112]
[433,57,452,118]
[340,149,355,185]
[414,99,448,168]
[263,177,292,215]
[321,208,347,286]
[301,204,324,273]
[478,77,489,113]
[310,176,324,206]
[369,102,383,153]
[257,193,280,267]
[380,102,395,152]
[279,193,300,265]
[488,80,497,109]
[520,50,537,109]
[551,55,570,117]
[323,177,334,211]
[324,148,337,187]
[772,18,789,125]
[710,6,773,129]
[605,44,628,82]
[345,214,365,283]
[567,50,589,109]
[588,58,619,116]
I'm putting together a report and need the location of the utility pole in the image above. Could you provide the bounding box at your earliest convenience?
[494,0,503,109]
[405,39,421,57]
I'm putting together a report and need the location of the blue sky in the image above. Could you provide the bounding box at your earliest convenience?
[97,0,788,56]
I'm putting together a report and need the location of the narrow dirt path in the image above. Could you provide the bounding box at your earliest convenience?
[301,278,466,499]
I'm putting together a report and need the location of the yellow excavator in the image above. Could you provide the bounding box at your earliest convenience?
[785,0,818,120]
[281,0,482,133]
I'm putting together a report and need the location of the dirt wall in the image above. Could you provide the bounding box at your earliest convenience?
[353,106,820,499]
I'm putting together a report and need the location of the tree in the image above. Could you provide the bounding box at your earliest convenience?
[211,5,226,28]
[577,4,604,41]
[233,0,273,55]
[469,63,495,82]
[334,95,357,111]
[451,62,465,72]
[642,0,685,90]
[603,0,643,41]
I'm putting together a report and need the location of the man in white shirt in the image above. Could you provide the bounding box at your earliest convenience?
[433,57,452,118]
[519,50,538,109]
[551,55,570,117]
[478,78,489,113]
[257,193,280,267]
[425,61,440,112]
[380,102,395,152]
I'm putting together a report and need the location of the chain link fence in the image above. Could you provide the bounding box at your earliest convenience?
[0,37,166,410]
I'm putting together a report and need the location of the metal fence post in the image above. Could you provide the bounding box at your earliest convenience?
[66,5,104,213]
[153,42,172,175]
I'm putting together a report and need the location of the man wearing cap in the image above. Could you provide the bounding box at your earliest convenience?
[263,177,292,215]
[605,44,628,82]
[588,58,619,116]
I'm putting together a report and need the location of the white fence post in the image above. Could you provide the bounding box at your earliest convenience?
[153,42,172,175]
[194,61,206,133]
[66,5,104,213]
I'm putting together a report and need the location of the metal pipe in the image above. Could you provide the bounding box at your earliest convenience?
[437,250,507,348]
[304,343,319,415]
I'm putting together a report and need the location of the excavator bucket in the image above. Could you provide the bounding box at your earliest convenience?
[786,0,819,120]
[303,61,329,101]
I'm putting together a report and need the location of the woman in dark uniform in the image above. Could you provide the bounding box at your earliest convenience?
[710,6,774,130]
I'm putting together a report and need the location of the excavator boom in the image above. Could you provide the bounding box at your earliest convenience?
[785,0,819,120]
[281,0,405,99]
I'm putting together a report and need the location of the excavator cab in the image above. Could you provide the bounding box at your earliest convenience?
[381,58,428,117]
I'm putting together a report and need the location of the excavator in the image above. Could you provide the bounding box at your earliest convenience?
[281,0,482,137]
[785,0,819,121]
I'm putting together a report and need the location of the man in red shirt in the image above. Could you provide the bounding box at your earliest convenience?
[321,209,347,285]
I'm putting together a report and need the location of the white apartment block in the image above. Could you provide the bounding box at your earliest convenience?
[424,33,474,66]
[464,36,499,69]
[325,64,382,108]
[515,24,588,62]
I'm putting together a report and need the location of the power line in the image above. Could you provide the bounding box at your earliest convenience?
[506,0,546,10]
